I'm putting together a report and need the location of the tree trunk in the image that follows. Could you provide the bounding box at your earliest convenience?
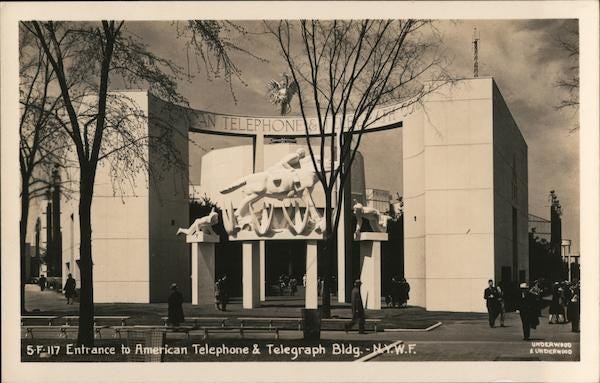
[20,179,30,315]
[77,173,95,346]
[320,193,334,318]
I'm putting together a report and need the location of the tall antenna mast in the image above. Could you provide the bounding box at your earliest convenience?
[473,27,480,77]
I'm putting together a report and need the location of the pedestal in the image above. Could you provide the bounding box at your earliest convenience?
[191,243,215,305]
[185,232,219,306]
[242,241,261,308]
[356,232,387,310]
[305,240,318,309]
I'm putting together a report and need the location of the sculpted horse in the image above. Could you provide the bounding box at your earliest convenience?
[221,165,319,224]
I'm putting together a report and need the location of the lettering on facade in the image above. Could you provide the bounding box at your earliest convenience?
[190,105,402,136]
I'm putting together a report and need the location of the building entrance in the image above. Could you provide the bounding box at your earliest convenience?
[265,241,305,297]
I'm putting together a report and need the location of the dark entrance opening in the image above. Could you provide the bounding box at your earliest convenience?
[265,241,305,297]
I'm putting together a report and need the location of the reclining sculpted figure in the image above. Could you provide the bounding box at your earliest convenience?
[176,208,219,236]
[352,201,391,238]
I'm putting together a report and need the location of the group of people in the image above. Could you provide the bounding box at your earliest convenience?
[167,275,231,327]
[548,280,580,332]
[276,274,299,296]
[316,276,337,296]
[37,273,77,305]
[385,277,410,308]
[273,273,340,297]
[484,278,581,341]
[483,279,507,327]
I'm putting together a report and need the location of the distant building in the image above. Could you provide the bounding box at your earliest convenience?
[365,188,391,213]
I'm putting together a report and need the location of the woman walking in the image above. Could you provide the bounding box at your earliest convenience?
[63,273,76,304]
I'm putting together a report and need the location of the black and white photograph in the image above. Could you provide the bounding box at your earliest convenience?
[1,1,598,382]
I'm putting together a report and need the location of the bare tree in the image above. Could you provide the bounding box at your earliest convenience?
[268,20,448,316]
[554,23,579,131]
[555,25,579,110]
[22,19,249,346]
[19,26,73,314]
[176,21,267,102]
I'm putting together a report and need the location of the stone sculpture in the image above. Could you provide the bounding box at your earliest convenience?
[352,201,391,239]
[176,208,219,236]
[220,149,325,236]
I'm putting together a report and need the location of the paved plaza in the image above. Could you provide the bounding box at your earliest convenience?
[22,285,579,362]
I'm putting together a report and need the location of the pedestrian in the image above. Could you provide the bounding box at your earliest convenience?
[214,278,222,310]
[38,274,47,291]
[562,281,573,322]
[516,282,539,340]
[289,276,298,296]
[345,279,366,334]
[529,280,543,317]
[567,287,580,332]
[484,279,500,328]
[302,273,307,288]
[317,276,321,296]
[400,278,410,308]
[385,294,392,308]
[63,273,77,304]
[390,277,400,308]
[167,283,185,327]
[220,275,229,311]
[549,282,565,324]
[279,274,287,296]
[496,281,506,327]
[331,275,338,296]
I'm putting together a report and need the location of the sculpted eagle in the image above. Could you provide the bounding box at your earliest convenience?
[266,73,299,115]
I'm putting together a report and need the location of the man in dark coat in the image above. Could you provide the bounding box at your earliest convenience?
[219,275,229,311]
[38,275,47,291]
[167,283,185,327]
[516,283,540,340]
[390,277,400,307]
[484,279,501,327]
[562,282,573,322]
[214,278,222,310]
[345,280,366,334]
[567,287,580,332]
[63,273,77,304]
[400,278,411,308]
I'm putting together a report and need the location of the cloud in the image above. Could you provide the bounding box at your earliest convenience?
[130,19,580,252]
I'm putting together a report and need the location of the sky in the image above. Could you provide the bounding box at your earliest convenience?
[124,19,580,253]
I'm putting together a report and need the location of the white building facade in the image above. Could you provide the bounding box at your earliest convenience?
[403,78,529,312]
[53,78,527,312]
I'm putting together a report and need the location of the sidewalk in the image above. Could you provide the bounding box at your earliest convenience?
[22,285,580,361]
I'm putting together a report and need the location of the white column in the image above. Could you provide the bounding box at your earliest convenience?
[242,241,260,308]
[191,243,216,305]
[259,241,266,301]
[359,241,382,310]
[305,240,318,309]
